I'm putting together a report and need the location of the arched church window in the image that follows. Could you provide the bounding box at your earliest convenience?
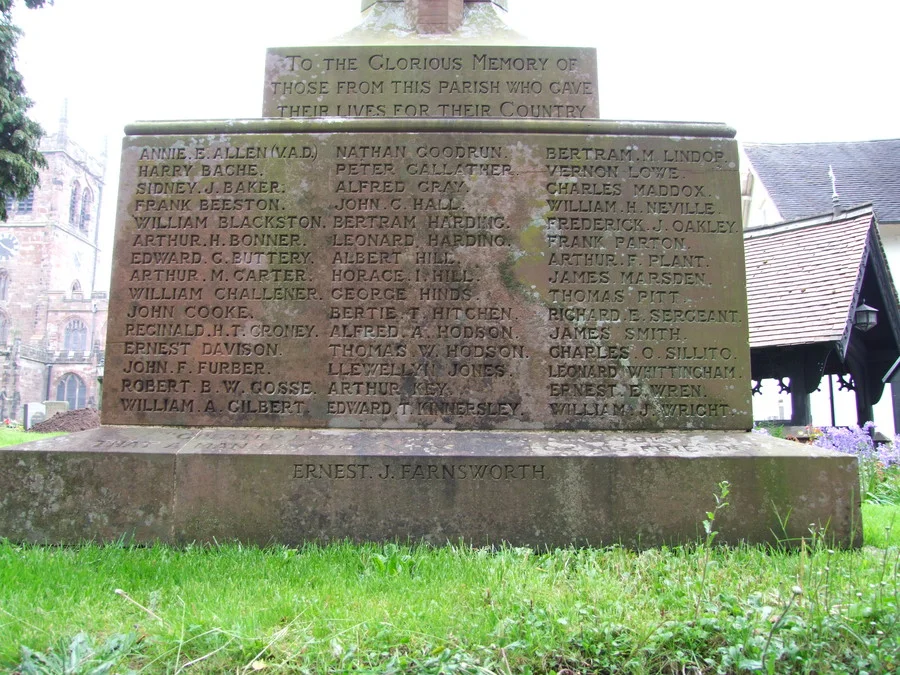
[4,190,34,216]
[56,373,86,410]
[69,181,81,226]
[0,271,8,301]
[79,189,92,231]
[71,280,82,298]
[19,190,34,214]
[63,318,87,351]
[0,312,8,345]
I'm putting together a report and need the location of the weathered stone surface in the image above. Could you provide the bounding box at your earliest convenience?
[362,0,508,10]
[407,0,465,33]
[263,46,598,118]
[24,402,45,429]
[0,427,863,547]
[0,427,183,543]
[342,0,521,44]
[104,118,749,431]
[44,400,68,417]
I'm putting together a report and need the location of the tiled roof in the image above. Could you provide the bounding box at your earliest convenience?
[744,207,874,349]
[743,139,900,223]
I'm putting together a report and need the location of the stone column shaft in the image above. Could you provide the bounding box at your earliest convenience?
[409,0,465,33]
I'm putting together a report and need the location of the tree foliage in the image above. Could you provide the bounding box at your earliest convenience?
[0,0,48,221]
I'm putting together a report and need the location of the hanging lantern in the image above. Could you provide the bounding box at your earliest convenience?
[854,302,879,332]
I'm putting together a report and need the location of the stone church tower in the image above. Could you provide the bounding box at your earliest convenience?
[0,115,109,422]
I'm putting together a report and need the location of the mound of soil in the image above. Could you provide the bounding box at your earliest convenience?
[29,407,101,433]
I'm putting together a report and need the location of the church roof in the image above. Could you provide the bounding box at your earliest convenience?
[744,206,878,351]
[743,139,900,223]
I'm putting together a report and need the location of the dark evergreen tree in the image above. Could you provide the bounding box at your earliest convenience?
[0,0,48,221]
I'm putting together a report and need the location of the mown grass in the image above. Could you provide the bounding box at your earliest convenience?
[2,520,898,674]
[862,503,899,548]
[0,427,64,446]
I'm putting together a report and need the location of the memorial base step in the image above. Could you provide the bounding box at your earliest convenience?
[0,427,862,548]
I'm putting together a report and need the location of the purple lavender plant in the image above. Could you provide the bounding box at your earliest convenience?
[812,423,876,459]
[814,424,900,503]
[880,437,900,468]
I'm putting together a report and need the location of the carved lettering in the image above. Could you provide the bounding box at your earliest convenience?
[106,131,749,430]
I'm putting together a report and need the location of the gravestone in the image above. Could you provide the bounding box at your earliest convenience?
[43,401,68,418]
[0,0,862,547]
[23,402,46,430]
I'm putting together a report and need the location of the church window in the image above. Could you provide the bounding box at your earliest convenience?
[0,271,8,301]
[71,280,82,298]
[69,181,81,226]
[79,189,92,231]
[19,191,34,214]
[56,373,86,410]
[3,190,34,215]
[0,312,8,345]
[63,318,87,351]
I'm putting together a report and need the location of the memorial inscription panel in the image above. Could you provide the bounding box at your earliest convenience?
[263,46,599,119]
[104,124,751,430]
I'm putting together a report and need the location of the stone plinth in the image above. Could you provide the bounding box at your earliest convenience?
[0,428,863,548]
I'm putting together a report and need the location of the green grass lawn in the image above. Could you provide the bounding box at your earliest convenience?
[862,502,899,548]
[2,518,898,674]
[0,427,65,446]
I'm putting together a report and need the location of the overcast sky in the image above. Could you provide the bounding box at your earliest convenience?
[14,0,899,149]
[10,0,899,282]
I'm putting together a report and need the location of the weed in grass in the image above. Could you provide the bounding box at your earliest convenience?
[754,584,803,673]
[753,423,785,439]
[695,480,730,617]
[16,632,139,675]
[361,543,417,577]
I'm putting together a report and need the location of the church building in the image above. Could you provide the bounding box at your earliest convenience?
[0,120,108,422]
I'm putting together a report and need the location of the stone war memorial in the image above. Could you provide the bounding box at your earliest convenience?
[0,0,862,547]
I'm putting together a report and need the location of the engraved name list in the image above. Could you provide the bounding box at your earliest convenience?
[105,129,751,431]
